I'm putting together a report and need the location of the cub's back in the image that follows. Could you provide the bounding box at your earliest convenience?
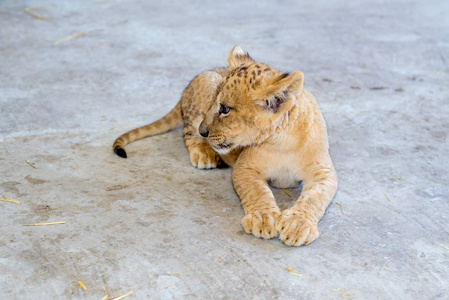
[180,68,228,122]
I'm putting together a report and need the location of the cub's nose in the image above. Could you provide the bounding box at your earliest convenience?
[199,122,209,137]
[199,129,209,138]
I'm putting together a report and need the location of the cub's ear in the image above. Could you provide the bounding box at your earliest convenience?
[255,71,304,113]
[258,91,289,112]
[270,71,304,95]
[227,45,255,69]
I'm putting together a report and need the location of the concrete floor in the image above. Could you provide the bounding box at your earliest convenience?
[1,0,448,299]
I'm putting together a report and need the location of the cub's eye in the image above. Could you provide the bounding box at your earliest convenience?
[219,104,231,115]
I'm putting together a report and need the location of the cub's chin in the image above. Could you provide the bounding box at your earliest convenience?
[211,142,234,155]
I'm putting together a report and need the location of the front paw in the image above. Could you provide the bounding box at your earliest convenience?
[189,144,220,169]
[277,209,319,246]
[241,209,281,239]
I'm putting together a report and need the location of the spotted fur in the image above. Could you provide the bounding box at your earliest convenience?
[113,46,337,246]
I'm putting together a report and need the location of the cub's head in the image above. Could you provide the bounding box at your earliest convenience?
[199,46,305,154]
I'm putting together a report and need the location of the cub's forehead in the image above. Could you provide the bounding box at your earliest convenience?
[215,63,283,106]
[226,63,279,80]
[220,63,282,93]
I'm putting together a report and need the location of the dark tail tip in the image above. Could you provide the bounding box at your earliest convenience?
[114,147,127,158]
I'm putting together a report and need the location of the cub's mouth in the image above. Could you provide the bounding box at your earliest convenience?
[210,141,234,154]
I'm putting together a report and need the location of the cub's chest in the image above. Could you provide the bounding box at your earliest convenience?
[265,156,302,189]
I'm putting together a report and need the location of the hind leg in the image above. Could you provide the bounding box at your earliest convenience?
[180,70,225,169]
[182,111,220,169]
[184,127,220,169]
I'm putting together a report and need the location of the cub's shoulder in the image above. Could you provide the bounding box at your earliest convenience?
[210,67,230,78]
[189,68,227,88]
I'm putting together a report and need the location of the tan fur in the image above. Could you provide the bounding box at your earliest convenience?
[113,46,337,246]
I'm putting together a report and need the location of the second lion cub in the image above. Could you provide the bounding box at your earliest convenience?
[113,46,338,246]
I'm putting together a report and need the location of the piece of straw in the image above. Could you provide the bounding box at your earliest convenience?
[26,160,37,168]
[438,244,449,250]
[289,272,303,277]
[101,290,133,300]
[378,258,393,274]
[1,195,21,204]
[383,192,391,202]
[155,284,175,293]
[344,115,354,122]
[24,6,51,21]
[78,281,87,290]
[282,189,291,197]
[92,43,109,50]
[340,291,355,297]
[53,31,87,45]
[23,221,65,226]
[335,202,343,214]
[111,290,133,300]
[53,29,104,45]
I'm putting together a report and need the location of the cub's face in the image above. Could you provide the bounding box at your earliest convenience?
[199,69,263,154]
[199,60,304,155]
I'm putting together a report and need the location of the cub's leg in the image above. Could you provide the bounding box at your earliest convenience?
[180,71,223,169]
[277,159,338,246]
[183,128,220,169]
[232,164,281,239]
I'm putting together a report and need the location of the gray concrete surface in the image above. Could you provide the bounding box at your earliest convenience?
[1,0,448,299]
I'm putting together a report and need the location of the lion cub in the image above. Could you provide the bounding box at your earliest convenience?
[113,46,337,246]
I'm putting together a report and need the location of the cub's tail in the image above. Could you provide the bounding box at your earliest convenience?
[113,101,182,158]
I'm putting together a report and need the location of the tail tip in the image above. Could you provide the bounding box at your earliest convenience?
[115,147,127,158]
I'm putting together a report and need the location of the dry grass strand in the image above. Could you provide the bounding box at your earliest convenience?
[53,31,88,45]
[101,290,133,300]
[78,281,87,290]
[2,195,21,204]
[24,6,51,21]
[23,221,65,226]
[378,258,393,275]
[282,189,291,197]
[438,244,449,250]
[335,202,343,214]
[26,160,37,168]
